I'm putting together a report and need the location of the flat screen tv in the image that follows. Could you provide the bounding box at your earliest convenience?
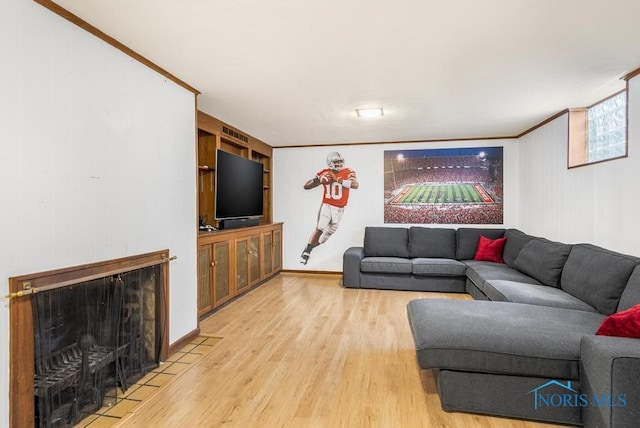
[215,149,264,221]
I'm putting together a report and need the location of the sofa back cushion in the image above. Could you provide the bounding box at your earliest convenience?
[455,228,505,260]
[618,265,640,312]
[514,238,572,288]
[561,244,639,315]
[363,227,409,258]
[502,229,537,268]
[408,227,456,259]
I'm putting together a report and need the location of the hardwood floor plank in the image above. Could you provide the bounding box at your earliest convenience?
[117,273,560,428]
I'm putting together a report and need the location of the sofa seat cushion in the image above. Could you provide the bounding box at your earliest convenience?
[407,299,605,380]
[412,258,467,277]
[464,260,541,296]
[360,257,412,274]
[483,280,599,313]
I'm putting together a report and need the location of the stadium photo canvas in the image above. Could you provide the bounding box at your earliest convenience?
[384,147,503,224]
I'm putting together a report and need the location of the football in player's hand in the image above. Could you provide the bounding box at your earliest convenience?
[319,173,334,184]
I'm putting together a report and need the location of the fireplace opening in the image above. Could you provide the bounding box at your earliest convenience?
[33,266,162,426]
[9,251,170,428]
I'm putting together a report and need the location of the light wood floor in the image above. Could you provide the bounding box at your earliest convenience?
[117,273,560,428]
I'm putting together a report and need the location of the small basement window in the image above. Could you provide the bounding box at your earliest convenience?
[568,90,627,168]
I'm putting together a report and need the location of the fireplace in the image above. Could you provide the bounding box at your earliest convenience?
[9,251,171,428]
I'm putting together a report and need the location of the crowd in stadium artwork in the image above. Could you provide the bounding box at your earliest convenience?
[384,147,504,224]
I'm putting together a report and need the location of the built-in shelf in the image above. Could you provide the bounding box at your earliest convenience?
[197,110,273,228]
[196,110,279,319]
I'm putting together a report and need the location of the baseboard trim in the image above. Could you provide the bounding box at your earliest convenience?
[283,269,342,275]
[168,327,201,356]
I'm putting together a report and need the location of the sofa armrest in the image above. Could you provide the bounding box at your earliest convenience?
[342,247,365,288]
[581,335,640,428]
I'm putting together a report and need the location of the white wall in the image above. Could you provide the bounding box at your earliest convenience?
[0,2,198,424]
[518,75,640,255]
[275,77,640,271]
[3,3,640,426]
[274,140,520,271]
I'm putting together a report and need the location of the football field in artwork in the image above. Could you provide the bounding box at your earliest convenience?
[390,183,494,205]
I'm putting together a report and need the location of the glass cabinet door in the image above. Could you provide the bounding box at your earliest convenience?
[273,229,282,272]
[249,235,261,286]
[213,241,231,305]
[262,232,273,277]
[236,238,249,292]
[197,245,213,316]
[236,235,261,293]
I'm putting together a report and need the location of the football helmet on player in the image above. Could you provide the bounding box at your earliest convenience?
[326,151,345,171]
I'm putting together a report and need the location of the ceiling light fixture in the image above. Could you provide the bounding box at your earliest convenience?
[356,108,384,118]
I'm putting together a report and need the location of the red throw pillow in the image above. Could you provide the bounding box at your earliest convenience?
[474,235,507,264]
[596,304,640,338]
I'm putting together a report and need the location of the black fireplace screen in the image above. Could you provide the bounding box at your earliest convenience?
[32,265,163,427]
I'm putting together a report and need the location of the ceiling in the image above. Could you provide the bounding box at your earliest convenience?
[52,0,640,147]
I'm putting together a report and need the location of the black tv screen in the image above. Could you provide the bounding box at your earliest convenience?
[215,149,264,220]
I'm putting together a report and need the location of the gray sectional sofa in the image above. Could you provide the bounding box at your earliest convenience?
[342,226,640,427]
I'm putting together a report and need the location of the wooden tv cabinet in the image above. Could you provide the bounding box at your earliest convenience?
[197,223,282,318]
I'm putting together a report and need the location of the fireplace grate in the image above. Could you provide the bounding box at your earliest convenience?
[35,342,129,396]
[35,338,129,426]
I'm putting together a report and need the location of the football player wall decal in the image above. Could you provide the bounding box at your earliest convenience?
[300,151,359,265]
